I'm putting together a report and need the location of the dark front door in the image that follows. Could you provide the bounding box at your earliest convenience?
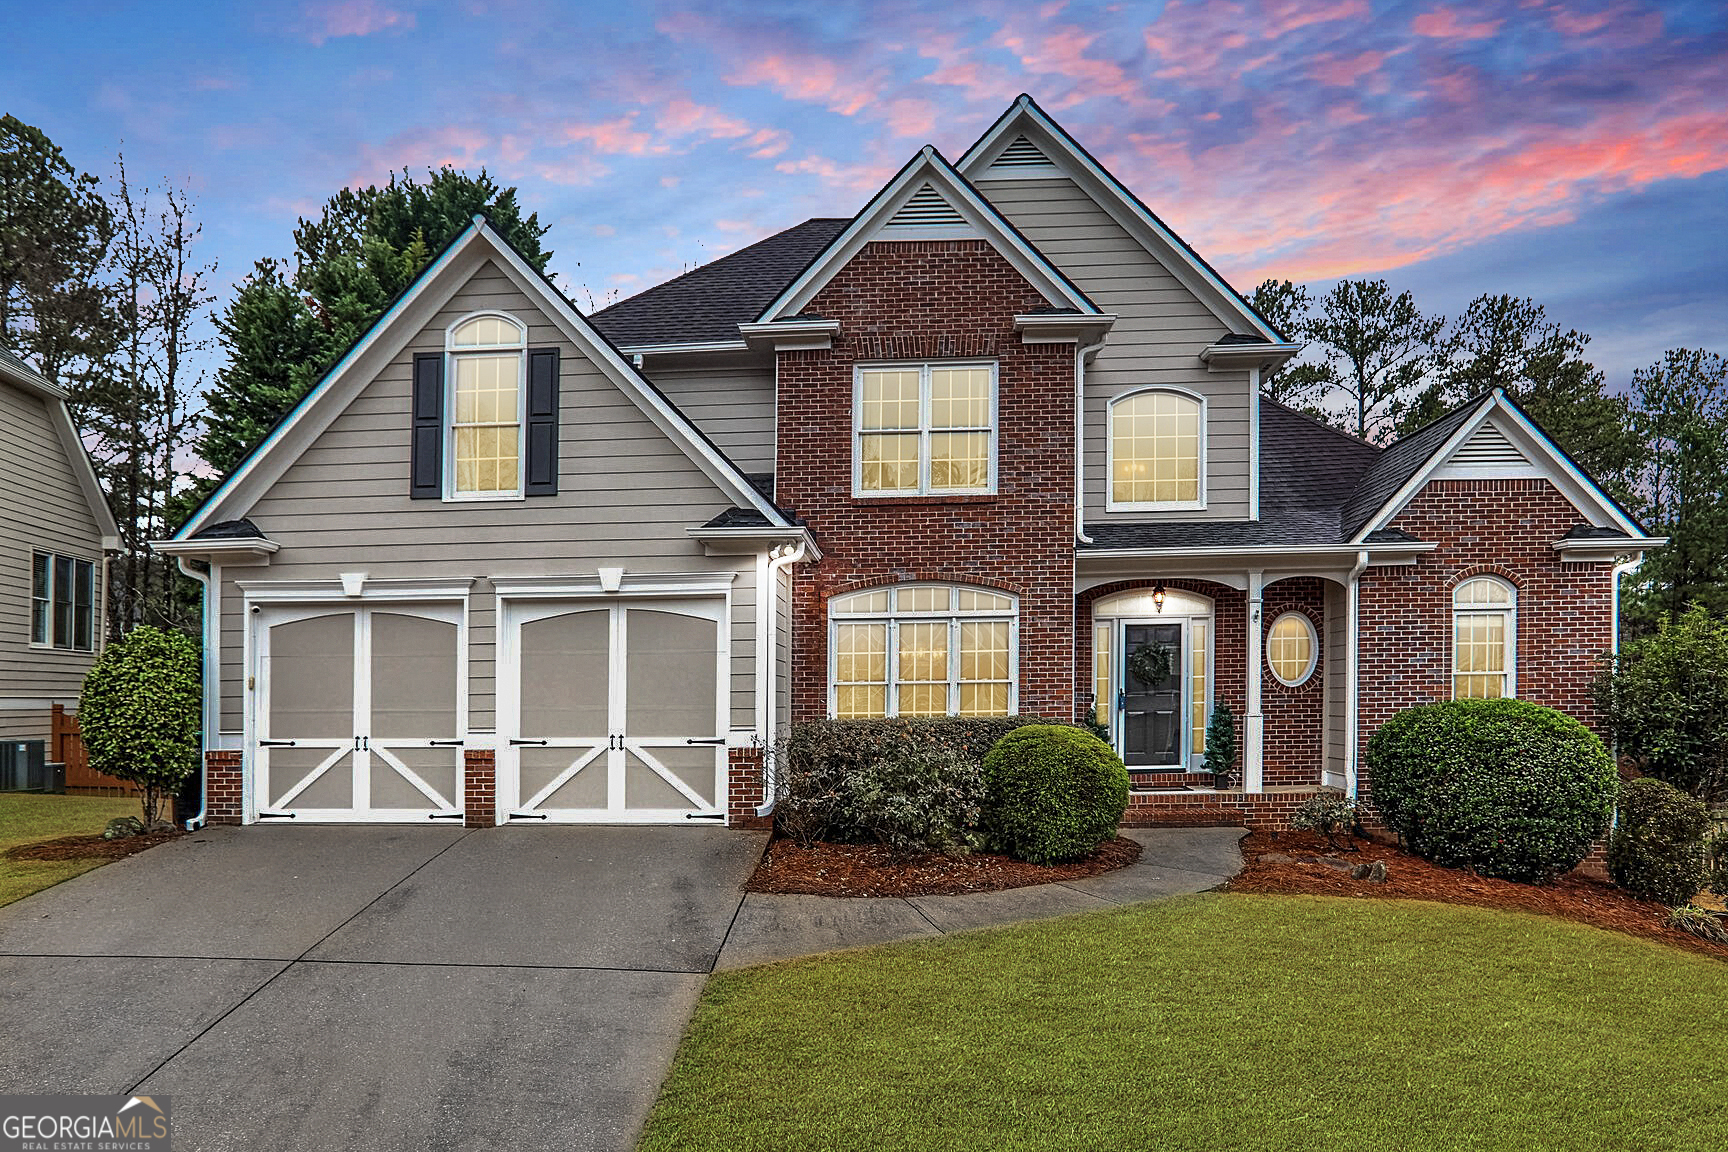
[1122,623,1183,767]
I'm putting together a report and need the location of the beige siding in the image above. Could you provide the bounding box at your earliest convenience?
[1324,581,1348,778]
[221,260,762,734]
[0,380,105,703]
[980,177,1252,522]
[0,707,52,744]
[641,352,776,475]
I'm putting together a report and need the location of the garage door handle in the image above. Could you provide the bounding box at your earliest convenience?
[510,739,548,746]
[259,739,296,747]
[685,738,726,745]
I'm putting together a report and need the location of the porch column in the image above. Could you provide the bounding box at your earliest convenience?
[1244,569,1264,793]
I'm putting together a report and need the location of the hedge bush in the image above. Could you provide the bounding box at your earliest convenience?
[1365,698,1615,883]
[1594,606,1728,804]
[1609,777,1711,906]
[772,717,1050,851]
[79,625,202,826]
[982,724,1129,864]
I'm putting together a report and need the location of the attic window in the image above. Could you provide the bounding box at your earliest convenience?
[991,136,1055,169]
[887,184,966,227]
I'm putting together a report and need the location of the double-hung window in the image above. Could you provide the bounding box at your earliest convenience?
[448,314,526,498]
[1453,577,1516,698]
[31,552,94,652]
[831,584,1016,718]
[856,364,995,495]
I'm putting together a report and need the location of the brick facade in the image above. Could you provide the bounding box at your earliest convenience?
[1357,478,1618,804]
[205,749,243,825]
[1261,576,1326,789]
[728,746,771,829]
[777,239,1078,725]
[463,749,495,828]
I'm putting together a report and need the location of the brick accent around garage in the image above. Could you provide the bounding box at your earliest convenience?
[728,746,770,829]
[464,749,496,828]
[205,749,243,825]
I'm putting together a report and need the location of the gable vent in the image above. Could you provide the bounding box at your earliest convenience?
[1454,420,1530,467]
[887,184,967,227]
[990,135,1056,169]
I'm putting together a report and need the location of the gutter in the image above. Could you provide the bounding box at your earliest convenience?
[176,557,216,831]
[756,539,809,818]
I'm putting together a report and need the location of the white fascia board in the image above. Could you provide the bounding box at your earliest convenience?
[687,525,822,559]
[1198,342,1304,372]
[0,354,66,399]
[1078,542,1436,562]
[1554,535,1665,560]
[622,340,752,357]
[758,146,1099,323]
[958,97,1280,343]
[177,221,490,539]
[479,224,793,528]
[738,319,841,352]
[151,535,281,564]
[1013,313,1116,345]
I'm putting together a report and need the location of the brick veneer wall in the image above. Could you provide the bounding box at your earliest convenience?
[1357,478,1618,805]
[728,746,771,829]
[205,749,243,824]
[463,749,495,827]
[1261,577,1326,788]
[778,239,1078,724]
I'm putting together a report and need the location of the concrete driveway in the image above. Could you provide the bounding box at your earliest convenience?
[0,824,766,1152]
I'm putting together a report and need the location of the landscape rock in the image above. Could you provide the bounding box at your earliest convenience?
[1351,860,1390,883]
[103,817,145,840]
[1259,853,1294,864]
[1318,856,1354,874]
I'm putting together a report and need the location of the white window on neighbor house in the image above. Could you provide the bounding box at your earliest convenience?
[830,584,1017,719]
[855,364,995,496]
[1453,576,1517,699]
[447,313,526,498]
[31,552,94,652]
[1267,611,1318,687]
[1109,389,1204,510]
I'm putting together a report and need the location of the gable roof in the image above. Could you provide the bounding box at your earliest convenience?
[756,145,1102,323]
[0,344,122,546]
[174,216,793,540]
[1338,401,1482,539]
[589,218,851,350]
[959,95,1282,342]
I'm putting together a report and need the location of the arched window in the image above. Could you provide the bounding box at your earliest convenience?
[1453,577,1516,699]
[830,584,1017,718]
[447,313,526,498]
[1267,612,1318,687]
[1109,390,1203,509]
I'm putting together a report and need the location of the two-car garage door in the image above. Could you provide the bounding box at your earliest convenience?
[252,597,727,824]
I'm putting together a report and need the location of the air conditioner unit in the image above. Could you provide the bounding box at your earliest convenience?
[0,740,47,791]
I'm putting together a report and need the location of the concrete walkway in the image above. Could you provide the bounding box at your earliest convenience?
[714,826,1246,969]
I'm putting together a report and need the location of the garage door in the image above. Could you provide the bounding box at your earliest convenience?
[500,599,726,824]
[253,604,465,823]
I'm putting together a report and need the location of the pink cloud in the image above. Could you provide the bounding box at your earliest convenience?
[655,98,752,140]
[1311,49,1399,88]
[300,0,414,46]
[344,124,490,188]
[562,115,663,157]
[1412,8,1504,40]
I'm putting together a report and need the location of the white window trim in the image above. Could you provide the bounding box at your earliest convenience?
[1266,611,1318,688]
[444,310,529,503]
[29,551,96,653]
[1451,576,1518,700]
[851,361,998,498]
[1105,386,1208,513]
[827,583,1019,718]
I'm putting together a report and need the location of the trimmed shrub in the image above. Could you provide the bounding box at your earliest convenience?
[1289,789,1359,849]
[1203,704,1237,788]
[1594,606,1728,804]
[1365,698,1615,883]
[1609,777,1711,906]
[982,724,1129,864]
[79,625,202,825]
[846,744,984,858]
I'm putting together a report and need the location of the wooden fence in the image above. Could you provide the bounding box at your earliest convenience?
[51,704,140,795]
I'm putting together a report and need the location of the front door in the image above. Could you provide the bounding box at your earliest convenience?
[254,604,465,822]
[1121,622,1183,767]
[501,599,727,823]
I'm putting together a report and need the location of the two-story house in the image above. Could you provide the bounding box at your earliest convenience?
[158,96,1659,830]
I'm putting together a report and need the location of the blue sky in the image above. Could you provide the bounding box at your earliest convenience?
[4,0,1724,387]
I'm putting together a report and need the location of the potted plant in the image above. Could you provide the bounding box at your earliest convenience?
[1203,703,1237,790]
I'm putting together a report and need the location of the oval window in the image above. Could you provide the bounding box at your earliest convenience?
[1267,612,1317,687]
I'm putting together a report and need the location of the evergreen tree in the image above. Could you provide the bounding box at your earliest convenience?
[1303,279,1445,443]
[1249,279,1340,417]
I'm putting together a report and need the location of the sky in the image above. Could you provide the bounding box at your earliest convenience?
[3,0,1725,389]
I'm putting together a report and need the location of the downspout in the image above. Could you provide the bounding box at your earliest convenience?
[176,556,216,830]
[1074,339,1105,547]
[1610,555,1642,660]
[1344,549,1369,799]
[757,538,808,817]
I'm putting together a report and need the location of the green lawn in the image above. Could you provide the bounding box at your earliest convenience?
[0,792,142,908]
[641,894,1728,1152]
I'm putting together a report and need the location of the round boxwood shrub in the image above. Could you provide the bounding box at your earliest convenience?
[1609,777,1711,906]
[982,724,1128,864]
[1365,698,1615,883]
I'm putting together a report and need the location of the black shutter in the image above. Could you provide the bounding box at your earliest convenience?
[525,347,560,496]
[410,353,443,499]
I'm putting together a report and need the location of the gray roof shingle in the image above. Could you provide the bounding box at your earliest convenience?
[589,218,852,348]
[1339,397,1488,539]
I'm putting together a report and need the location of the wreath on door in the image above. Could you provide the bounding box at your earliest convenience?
[1128,641,1174,687]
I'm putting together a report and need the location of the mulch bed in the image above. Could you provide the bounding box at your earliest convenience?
[1227,828,1728,962]
[4,829,182,863]
[746,836,1142,898]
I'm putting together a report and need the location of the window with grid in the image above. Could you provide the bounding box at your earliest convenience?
[1109,390,1203,507]
[32,552,94,652]
[1267,612,1317,687]
[448,314,525,497]
[856,364,994,495]
[830,584,1016,718]
[1453,577,1515,699]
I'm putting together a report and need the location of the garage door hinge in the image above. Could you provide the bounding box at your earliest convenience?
[257,810,297,820]
[508,812,550,820]
[428,812,465,820]
[684,813,725,821]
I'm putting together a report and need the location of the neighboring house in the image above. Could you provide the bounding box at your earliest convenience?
[158,96,1661,829]
[0,346,120,746]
